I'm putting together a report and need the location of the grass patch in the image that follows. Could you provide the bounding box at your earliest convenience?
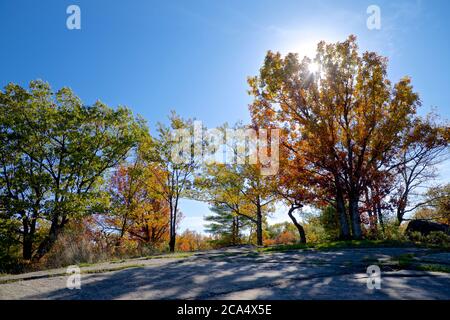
[78,262,95,267]
[205,251,251,260]
[315,240,415,250]
[140,252,193,260]
[259,243,309,253]
[260,240,417,253]
[396,253,415,268]
[110,259,126,264]
[243,252,260,257]
[389,253,450,273]
[416,264,450,273]
[82,264,146,274]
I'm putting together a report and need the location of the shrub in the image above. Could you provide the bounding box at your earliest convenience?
[424,231,450,246]
[265,222,300,245]
[407,231,423,242]
[42,227,107,269]
[304,221,328,243]
[379,221,408,242]
[176,230,212,252]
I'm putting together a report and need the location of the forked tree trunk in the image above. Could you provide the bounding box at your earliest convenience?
[33,217,66,262]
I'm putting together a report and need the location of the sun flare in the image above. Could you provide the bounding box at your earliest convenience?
[308,62,320,73]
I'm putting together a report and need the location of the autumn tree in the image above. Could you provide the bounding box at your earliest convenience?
[195,160,277,245]
[273,141,316,243]
[108,163,147,243]
[105,155,170,249]
[249,35,421,239]
[0,80,145,260]
[195,163,261,245]
[413,184,450,225]
[393,116,449,224]
[145,112,202,252]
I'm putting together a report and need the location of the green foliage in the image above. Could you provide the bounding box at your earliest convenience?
[301,206,341,243]
[414,184,450,224]
[318,206,340,241]
[408,231,424,242]
[405,230,448,248]
[194,156,276,246]
[146,111,203,252]
[0,80,146,261]
[424,231,450,246]
[377,219,408,242]
[303,219,328,243]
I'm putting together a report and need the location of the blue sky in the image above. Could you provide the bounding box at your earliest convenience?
[1,0,449,233]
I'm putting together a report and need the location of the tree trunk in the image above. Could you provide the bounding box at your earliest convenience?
[236,216,240,245]
[22,235,33,261]
[232,216,240,245]
[287,205,306,244]
[22,211,39,260]
[169,235,176,252]
[365,190,377,235]
[231,216,237,245]
[349,193,362,240]
[256,200,263,246]
[396,205,405,226]
[377,203,385,233]
[33,217,65,261]
[168,198,177,252]
[22,218,32,260]
[336,188,351,240]
[367,208,378,236]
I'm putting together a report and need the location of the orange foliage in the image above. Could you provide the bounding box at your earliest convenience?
[176,230,212,252]
[107,163,171,248]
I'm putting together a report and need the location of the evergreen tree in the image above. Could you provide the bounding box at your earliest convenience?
[205,204,249,246]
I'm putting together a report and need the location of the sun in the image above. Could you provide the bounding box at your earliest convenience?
[308,62,320,74]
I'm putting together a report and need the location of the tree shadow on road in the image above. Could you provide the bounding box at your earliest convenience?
[24,250,450,300]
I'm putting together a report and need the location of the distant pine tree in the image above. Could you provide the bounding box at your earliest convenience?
[205,204,249,246]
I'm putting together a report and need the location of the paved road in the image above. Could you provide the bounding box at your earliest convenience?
[1,246,449,300]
